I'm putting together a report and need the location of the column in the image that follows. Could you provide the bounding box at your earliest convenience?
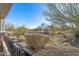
[0,17,5,32]
[0,16,5,56]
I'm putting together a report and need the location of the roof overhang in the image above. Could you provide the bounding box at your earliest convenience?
[0,3,12,19]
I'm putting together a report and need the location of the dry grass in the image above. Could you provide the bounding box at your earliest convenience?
[25,34,49,51]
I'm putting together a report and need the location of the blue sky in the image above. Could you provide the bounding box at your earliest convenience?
[5,3,47,29]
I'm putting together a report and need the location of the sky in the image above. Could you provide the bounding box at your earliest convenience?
[5,3,47,29]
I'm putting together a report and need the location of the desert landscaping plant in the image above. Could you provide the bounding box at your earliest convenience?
[43,3,79,47]
[25,33,49,51]
[14,26,28,42]
[6,24,29,42]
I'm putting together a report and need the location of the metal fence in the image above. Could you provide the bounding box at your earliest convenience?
[3,35,32,56]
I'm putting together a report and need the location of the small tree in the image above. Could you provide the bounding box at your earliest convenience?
[14,25,28,38]
[43,3,79,38]
[5,24,15,32]
[5,24,16,36]
[39,23,48,34]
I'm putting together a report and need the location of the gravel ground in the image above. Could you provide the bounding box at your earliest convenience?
[33,46,79,56]
[17,33,79,56]
[19,41,79,56]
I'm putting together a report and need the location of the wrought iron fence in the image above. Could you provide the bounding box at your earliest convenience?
[3,35,32,56]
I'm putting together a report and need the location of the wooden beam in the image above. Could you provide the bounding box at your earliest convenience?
[0,3,12,19]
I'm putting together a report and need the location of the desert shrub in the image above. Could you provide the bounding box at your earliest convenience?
[63,32,75,45]
[25,34,49,51]
[53,42,58,46]
[64,32,75,40]
[64,42,69,46]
